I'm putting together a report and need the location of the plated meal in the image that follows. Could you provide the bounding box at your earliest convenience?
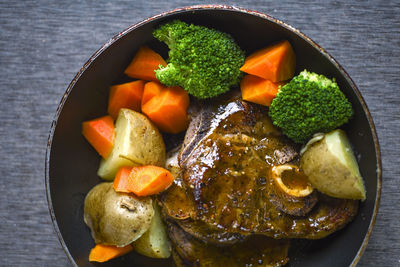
[78,19,367,266]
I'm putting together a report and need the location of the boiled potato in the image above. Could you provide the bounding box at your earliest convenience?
[300,129,366,200]
[132,202,171,258]
[84,182,154,246]
[97,108,166,180]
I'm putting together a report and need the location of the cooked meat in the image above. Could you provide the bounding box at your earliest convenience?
[269,174,318,217]
[159,177,195,221]
[171,249,188,267]
[167,221,290,267]
[159,92,358,267]
[159,170,244,245]
[176,218,245,245]
[172,94,358,239]
[274,146,298,164]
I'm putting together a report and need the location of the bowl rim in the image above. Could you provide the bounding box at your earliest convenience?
[45,4,382,266]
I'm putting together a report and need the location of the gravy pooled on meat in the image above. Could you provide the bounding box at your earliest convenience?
[159,92,358,265]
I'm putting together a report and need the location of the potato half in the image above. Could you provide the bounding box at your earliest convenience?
[97,108,166,180]
[132,202,171,258]
[84,182,154,247]
[300,129,366,200]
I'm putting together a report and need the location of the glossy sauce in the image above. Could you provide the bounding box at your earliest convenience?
[281,168,311,190]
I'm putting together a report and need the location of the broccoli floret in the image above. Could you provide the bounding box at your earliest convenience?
[269,70,353,144]
[153,20,245,99]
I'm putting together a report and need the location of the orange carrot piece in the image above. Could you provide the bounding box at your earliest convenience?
[108,80,145,119]
[142,86,189,134]
[117,165,174,196]
[124,46,166,81]
[89,244,133,262]
[141,81,163,106]
[82,116,115,159]
[113,166,133,193]
[240,40,296,82]
[241,75,284,106]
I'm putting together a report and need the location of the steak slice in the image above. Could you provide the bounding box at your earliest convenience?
[268,170,318,216]
[167,221,290,267]
[175,94,358,239]
[159,163,244,245]
[159,177,195,220]
[160,146,196,221]
[176,218,245,245]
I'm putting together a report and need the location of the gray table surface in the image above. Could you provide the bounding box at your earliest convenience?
[1,0,399,266]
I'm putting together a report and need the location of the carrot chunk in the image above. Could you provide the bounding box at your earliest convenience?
[240,75,283,106]
[113,166,133,193]
[113,165,174,196]
[82,116,115,159]
[130,165,174,196]
[240,40,295,82]
[108,80,145,119]
[89,244,133,262]
[124,46,166,81]
[142,85,189,134]
[141,81,163,106]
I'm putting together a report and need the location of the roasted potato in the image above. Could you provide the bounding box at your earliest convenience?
[97,108,166,180]
[300,129,366,200]
[132,202,171,258]
[84,182,154,246]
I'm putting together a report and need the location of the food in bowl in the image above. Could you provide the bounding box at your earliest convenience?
[84,182,154,246]
[79,19,366,266]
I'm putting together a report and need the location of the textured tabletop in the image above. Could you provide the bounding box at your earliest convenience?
[0,1,399,266]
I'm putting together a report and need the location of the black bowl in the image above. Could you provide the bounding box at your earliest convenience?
[46,5,381,267]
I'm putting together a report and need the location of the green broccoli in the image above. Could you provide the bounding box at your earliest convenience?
[153,20,245,99]
[269,70,353,144]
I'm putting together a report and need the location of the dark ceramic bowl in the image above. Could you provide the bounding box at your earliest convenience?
[46,5,381,267]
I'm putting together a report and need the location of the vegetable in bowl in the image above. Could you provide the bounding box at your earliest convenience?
[300,129,366,200]
[83,182,154,247]
[153,20,245,99]
[269,70,354,144]
[96,109,166,180]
